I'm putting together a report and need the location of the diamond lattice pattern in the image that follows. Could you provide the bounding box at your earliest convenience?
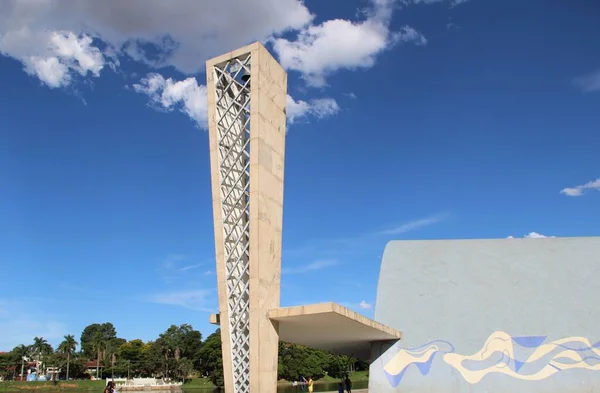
[213,55,252,393]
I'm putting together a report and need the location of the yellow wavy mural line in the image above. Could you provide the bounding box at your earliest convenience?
[443,331,600,384]
[383,344,442,376]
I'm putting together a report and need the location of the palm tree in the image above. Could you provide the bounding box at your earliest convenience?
[32,337,53,375]
[58,335,78,380]
[32,337,52,358]
[13,344,30,380]
[91,334,105,379]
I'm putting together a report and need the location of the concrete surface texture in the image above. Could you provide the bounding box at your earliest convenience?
[269,302,401,359]
[370,237,600,392]
[207,42,399,393]
[206,41,287,393]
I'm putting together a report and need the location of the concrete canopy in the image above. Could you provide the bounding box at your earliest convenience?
[268,302,402,360]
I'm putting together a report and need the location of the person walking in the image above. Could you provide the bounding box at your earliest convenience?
[307,376,314,393]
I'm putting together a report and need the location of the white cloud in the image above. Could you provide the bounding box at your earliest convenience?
[507,232,555,239]
[573,70,600,93]
[377,214,447,235]
[134,76,339,128]
[149,289,214,312]
[525,232,554,239]
[286,95,340,124]
[340,300,374,311]
[282,259,339,275]
[177,264,202,272]
[0,0,313,82]
[0,27,105,88]
[394,26,428,46]
[560,178,600,197]
[0,299,66,351]
[133,73,208,128]
[359,300,373,309]
[272,0,425,86]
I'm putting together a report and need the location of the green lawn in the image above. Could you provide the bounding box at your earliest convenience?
[318,370,368,383]
[182,378,216,389]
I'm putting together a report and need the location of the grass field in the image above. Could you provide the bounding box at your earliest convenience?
[318,370,368,383]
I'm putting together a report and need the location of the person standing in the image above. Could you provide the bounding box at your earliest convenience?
[307,377,314,393]
[344,375,352,393]
[104,381,116,393]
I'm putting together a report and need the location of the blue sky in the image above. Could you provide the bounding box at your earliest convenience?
[0,0,599,351]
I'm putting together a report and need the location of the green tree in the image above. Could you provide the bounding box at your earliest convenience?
[0,351,14,380]
[139,341,163,377]
[31,336,53,375]
[32,337,53,359]
[103,338,126,379]
[195,330,223,387]
[91,333,106,379]
[177,358,194,383]
[11,344,31,380]
[156,324,202,379]
[58,335,78,380]
[326,354,356,379]
[61,355,87,380]
[119,339,145,377]
[278,342,327,381]
[80,323,116,358]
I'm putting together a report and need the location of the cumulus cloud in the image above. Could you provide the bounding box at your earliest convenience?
[0,0,432,126]
[0,0,313,78]
[286,95,340,124]
[134,74,339,127]
[0,27,105,88]
[133,73,208,128]
[507,232,555,239]
[359,300,373,309]
[560,178,600,197]
[525,232,554,239]
[340,300,374,312]
[271,0,425,86]
[573,70,600,93]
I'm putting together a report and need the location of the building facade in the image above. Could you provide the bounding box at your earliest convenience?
[370,237,600,392]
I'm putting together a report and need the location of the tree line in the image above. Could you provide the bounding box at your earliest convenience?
[0,323,367,386]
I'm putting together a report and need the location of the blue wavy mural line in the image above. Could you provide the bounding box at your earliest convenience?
[384,352,439,387]
[382,332,600,386]
[383,340,455,387]
[556,342,600,352]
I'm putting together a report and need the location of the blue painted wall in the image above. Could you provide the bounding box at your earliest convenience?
[370,237,600,392]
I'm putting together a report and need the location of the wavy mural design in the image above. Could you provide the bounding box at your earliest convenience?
[383,332,600,386]
[383,340,455,387]
[444,331,600,384]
